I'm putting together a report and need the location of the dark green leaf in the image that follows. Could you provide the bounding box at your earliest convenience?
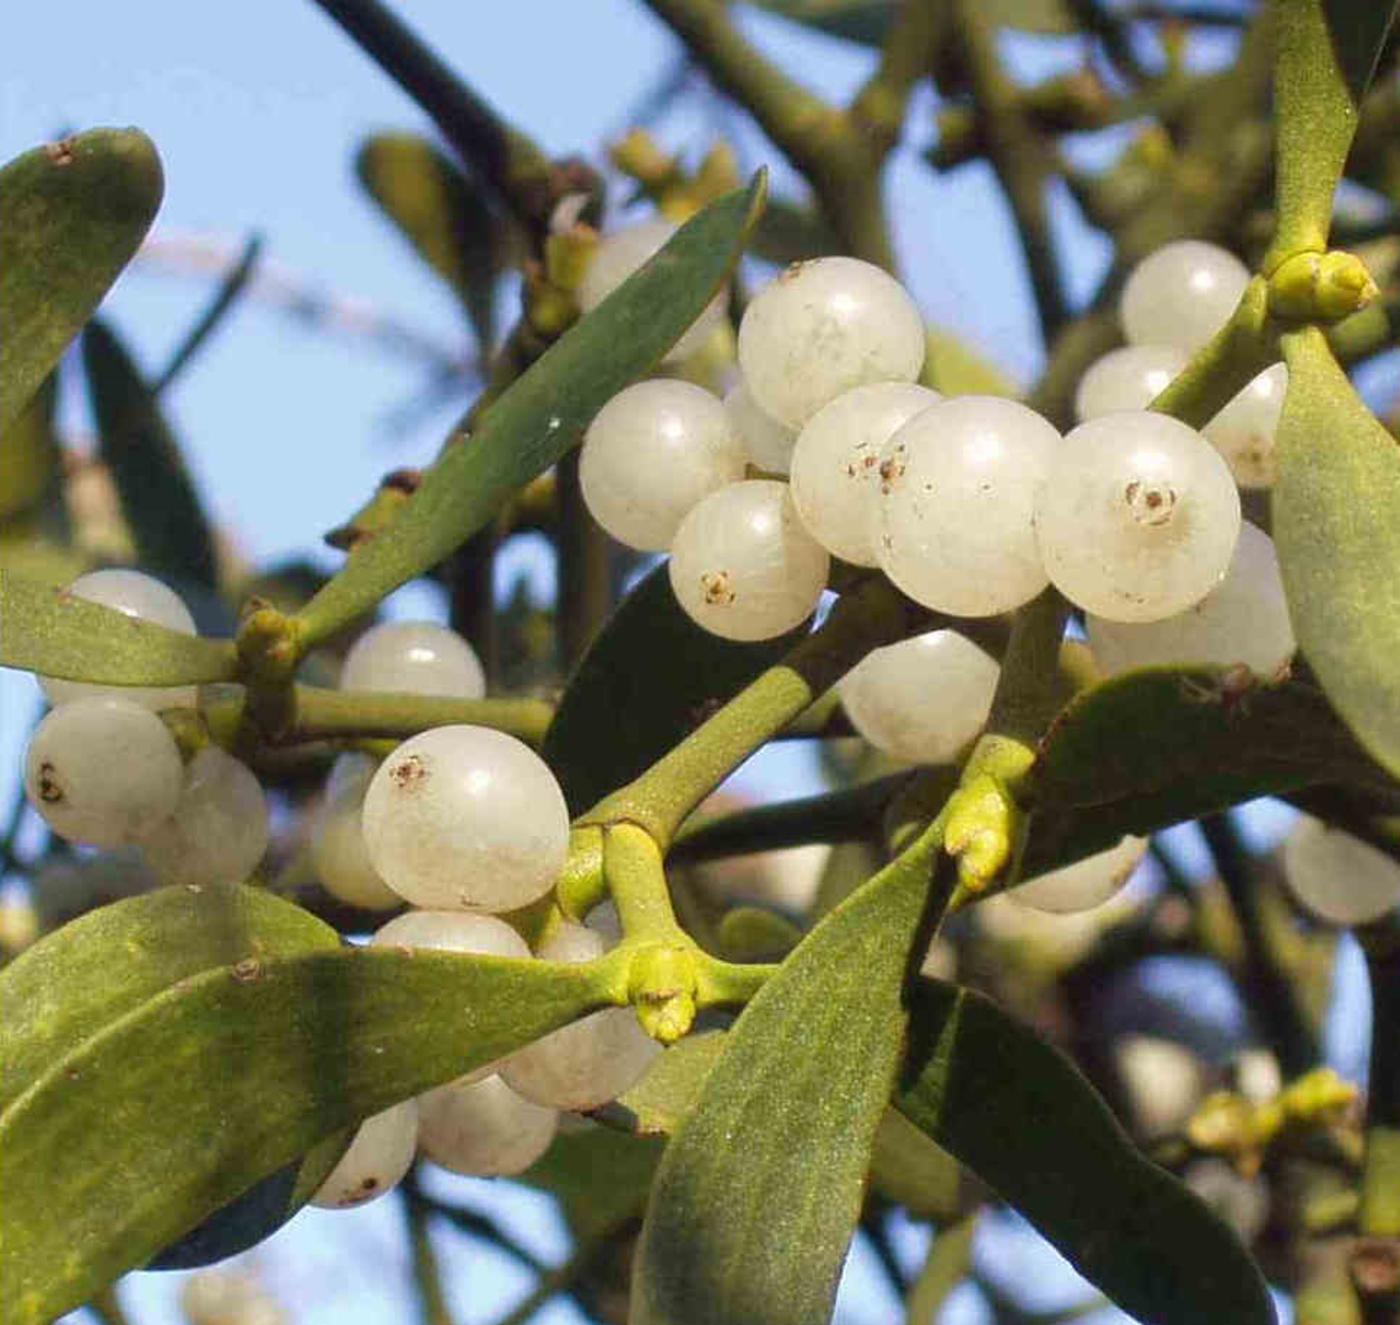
[1273,326,1400,780]
[743,0,894,45]
[632,837,937,1325]
[153,233,264,394]
[1321,0,1399,99]
[357,131,505,348]
[0,568,237,685]
[543,563,799,815]
[83,318,220,591]
[748,198,840,265]
[610,1030,728,1137]
[1024,664,1399,872]
[0,373,62,525]
[869,1108,960,1220]
[896,979,1274,1325]
[0,933,611,1322]
[521,1126,663,1241]
[0,128,163,433]
[297,174,768,646]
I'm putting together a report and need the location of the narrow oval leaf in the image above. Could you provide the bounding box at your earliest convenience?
[0,128,163,433]
[297,174,768,645]
[84,318,220,591]
[631,837,938,1325]
[0,568,237,684]
[0,943,609,1323]
[521,1127,663,1241]
[0,373,62,525]
[544,564,799,814]
[357,132,504,347]
[896,979,1274,1325]
[1274,327,1400,779]
[1321,0,1399,100]
[1024,664,1399,871]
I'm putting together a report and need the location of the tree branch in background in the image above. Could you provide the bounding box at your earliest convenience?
[153,233,263,394]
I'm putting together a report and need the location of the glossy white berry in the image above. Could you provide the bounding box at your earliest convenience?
[340,620,485,698]
[876,396,1060,616]
[1203,363,1287,489]
[579,218,727,361]
[1008,836,1147,913]
[839,630,999,763]
[724,381,797,474]
[502,922,659,1110]
[42,569,198,711]
[310,1099,418,1209]
[580,380,747,551]
[310,754,401,910]
[737,257,925,428]
[25,697,184,848]
[362,726,569,913]
[668,481,829,641]
[1120,241,1250,352]
[418,1073,558,1176]
[1035,411,1241,622]
[1116,1036,1204,1139]
[141,747,269,886]
[790,382,941,567]
[1075,345,1187,422]
[1281,817,1400,926]
[1087,521,1294,678]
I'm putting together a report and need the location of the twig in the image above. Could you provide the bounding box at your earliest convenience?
[490,1228,634,1325]
[555,450,612,672]
[404,1181,458,1325]
[849,0,950,162]
[410,1192,549,1274]
[153,233,264,393]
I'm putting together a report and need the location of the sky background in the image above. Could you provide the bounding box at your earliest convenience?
[0,3,1382,1322]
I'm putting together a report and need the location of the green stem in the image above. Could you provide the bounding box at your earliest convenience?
[1357,918,1400,1237]
[555,449,612,672]
[491,1230,631,1325]
[604,822,685,943]
[404,1183,458,1325]
[849,0,949,162]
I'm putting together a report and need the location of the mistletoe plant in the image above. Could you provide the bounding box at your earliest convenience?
[1,2,1398,1324]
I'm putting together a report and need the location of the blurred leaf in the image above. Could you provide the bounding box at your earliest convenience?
[153,233,264,394]
[0,128,163,433]
[748,198,840,265]
[0,568,237,685]
[521,1126,662,1241]
[896,979,1274,1324]
[1273,327,1400,780]
[357,132,504,349]
[1321,0,1399,99]
[543,563,800,815]
[0,915,610,1322]
[0,526,87,586]
[297,174,769,645]
[904,1217,977,1324]
[716,905,803,961]
[1024,665,1400,871]
[611,1031,728,1137]
[869,1108,960,1220]
[921,329,1019,399]
[0,373,62,525]
[632,839,935,1325]
[83,318,219,591]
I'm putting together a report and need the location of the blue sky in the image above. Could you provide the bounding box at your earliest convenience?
[1,4,1376,1323]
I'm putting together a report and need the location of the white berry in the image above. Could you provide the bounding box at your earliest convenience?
[1075,345,1187,422]
[724,381,798,474]
[580,380,747,551]
[1281,817,1400,926]
[181,1269,286,1325]
[502,922,659,1110]
[1008,836,1147,913]
[418,1073,558,1176]
[790,382,941,567]
[839,630,999,763]
[41,569,198,711]
[876,396,1060,616]
[668,480,829,641]
[362,726,569,913]
[1120,241,1250,352]
[311,754,401,910]
[25,697,184,848]
[579,218,727,361]
[737,257,926,428]
[141,746,269,886]
[340,621,485,698]
[1203,363,1286,489]
[1035,411,1241,622]
[310,1099,418,1209]
[1087,521,1294,678]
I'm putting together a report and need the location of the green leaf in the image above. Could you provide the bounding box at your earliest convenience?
[0,128,163,434]
[1273,327,1400,781]
[869,1108,960,1220]
[0,932,611,1322]
[1321,0,1399,100]
[0,373,62,525]
[921,328,1018,399]
[631,832,940,1325]
[521,1126,663,1241]
[297,174,768,646]
[748,198,840,265]
[1024,663,1399,871]
[543,563,800,815]
[0,568,237,685]
[904,1216,976,1324]
[611,1030,728,1137]
[357,132,505,349]
[896,979,1274,1325]
[83,318,220,591]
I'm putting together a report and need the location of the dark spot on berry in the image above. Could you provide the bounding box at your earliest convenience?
[390,754,428,791]
[231,957,263,984]
[45,137,76,166]
[36,761,64,804]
